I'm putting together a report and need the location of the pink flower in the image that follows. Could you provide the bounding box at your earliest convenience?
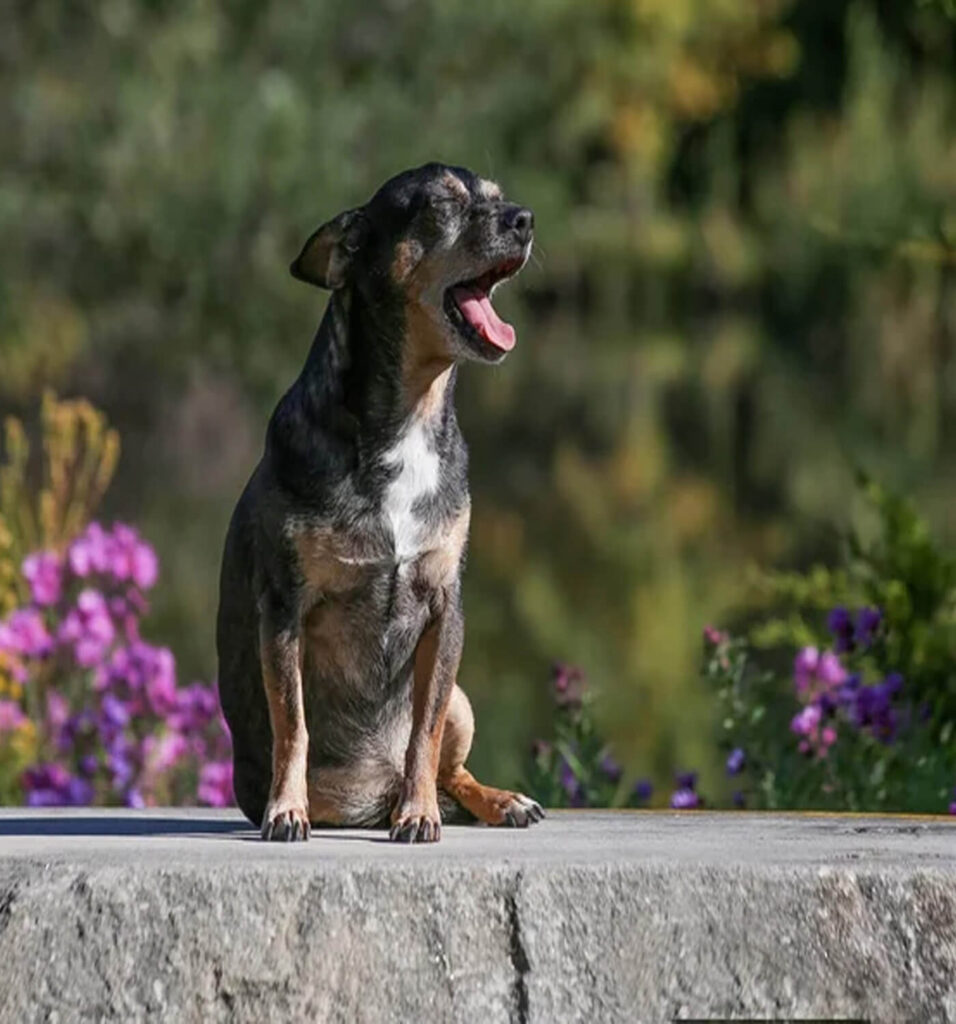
[67,523,160,591]
[59,589,116,667]
[791,703,839,758]
[0,699,27,732]
[67,523,111,577]
[46,691,69,733]
[144,730,189,774]
[817,652,847,689]
[703,625,728,646]
[198,760,234,807]
[791,704,821,736]
[794,646,846,698]
[107,525,159,589]
[0,607,53,659]
[22,551,63,606]
[130,541,158,590]
[794,647,819,693]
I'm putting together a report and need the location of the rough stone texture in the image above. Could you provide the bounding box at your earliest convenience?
[0,809,954,1023]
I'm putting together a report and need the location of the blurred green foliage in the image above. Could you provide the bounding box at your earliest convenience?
[1,1,955,791]
[709,478,956,812]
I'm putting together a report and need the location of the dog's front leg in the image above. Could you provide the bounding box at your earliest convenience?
[390,591,463,843]
[259,597,310,842]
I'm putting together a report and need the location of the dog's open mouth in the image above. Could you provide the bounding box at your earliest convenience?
[444,256,525,353]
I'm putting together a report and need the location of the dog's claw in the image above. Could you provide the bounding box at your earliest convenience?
[261,806,310,842]
[498,793,545,828]
[389,813,441,844]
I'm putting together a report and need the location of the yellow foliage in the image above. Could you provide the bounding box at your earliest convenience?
[0,391,120,560]
[0,392,119,675]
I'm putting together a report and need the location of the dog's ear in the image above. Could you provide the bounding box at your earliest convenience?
[290,208,367,289]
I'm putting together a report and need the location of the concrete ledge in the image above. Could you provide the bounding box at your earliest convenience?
[0,810,954,1023]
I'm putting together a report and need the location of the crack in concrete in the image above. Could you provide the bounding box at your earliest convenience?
[505,873,530,1024]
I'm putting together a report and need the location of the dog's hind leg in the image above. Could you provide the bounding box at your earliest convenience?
[438,685,545,827]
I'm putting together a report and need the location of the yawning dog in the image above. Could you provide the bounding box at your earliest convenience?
[217,162,545,842]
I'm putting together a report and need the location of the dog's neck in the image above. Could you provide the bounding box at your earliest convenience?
[299,289,457,448]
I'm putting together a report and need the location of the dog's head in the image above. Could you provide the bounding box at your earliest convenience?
[291,163,533,364]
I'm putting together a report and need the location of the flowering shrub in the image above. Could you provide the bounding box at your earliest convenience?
[522,663,656,809]
[525,479,955,816]
[0,522,232,808]
[707,479,955,814]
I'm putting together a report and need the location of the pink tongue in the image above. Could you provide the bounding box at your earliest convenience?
[451,286,516,351]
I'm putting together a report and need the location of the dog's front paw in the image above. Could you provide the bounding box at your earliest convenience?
[498,792,545,828]
[475,789,544,828]
[389,790,441,844]
[261,798,311,842]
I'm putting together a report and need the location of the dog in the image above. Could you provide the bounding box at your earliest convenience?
[216,162,545,842]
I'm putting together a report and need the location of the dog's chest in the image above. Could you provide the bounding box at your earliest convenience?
[379,420,441,562]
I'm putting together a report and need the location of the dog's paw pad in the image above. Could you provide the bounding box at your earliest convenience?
[261,805,311,842]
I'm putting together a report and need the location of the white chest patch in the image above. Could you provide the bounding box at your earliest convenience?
[381,421,440,561]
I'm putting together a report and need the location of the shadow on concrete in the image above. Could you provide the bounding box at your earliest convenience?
[0,816,253,838]
[0,817,400,843]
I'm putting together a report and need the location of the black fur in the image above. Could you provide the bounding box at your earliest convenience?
[216,163,534,831]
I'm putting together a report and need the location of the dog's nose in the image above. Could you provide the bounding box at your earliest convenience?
[501,205,534,245]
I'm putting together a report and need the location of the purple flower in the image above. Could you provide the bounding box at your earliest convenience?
[817,652,847,688]
[22,763,91,807]
[66,522,159,591]
[732,790,746,808]
[169,681,218,735]
[0,700,27,732]
[59,589,116,667]
[855,607,882,649]
[124,787,145,809]
[949,802,956,816]
[794,647,820,693]
[67,523,111,577]
[130,542,159,590]
[846,673,904,743]
[107,745,136,789]
[198,761,234,807]
[558,757,586,806]
[46,691,70,735]
[100,642,177,717]
[22,550,63,606]
[725,747,745,776]
[827,607,855,653]
[599,753,622,783]
[794,646,846,698]
[669,770,702,808]
[676,770,697,790]
[99,694,130,730]
[110,525,159,589]
[670,787,700,809]
[0,607,54,659]
[66,777,94,805]
[633,778,653,802]
[142,730,189,779]
[791,704,821,737]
